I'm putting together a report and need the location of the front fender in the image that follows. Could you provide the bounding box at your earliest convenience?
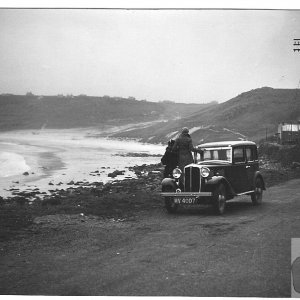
[161,178,178,192]
[205,176,236,198]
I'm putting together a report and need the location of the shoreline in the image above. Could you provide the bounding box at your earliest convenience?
[1,162,164,202]
[1,162,300,242]
[0,129,165,199]
[0,141,67,198]
[2,158,300,202]
[0,156,163,201]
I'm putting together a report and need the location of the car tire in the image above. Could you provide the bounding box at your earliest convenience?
[163,186,178,214]
[212,183,226,215]
[251,177,263,205]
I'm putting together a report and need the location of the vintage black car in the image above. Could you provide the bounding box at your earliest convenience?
[161,141,265,214]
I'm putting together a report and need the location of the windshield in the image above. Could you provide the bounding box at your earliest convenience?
[197,147,231,162]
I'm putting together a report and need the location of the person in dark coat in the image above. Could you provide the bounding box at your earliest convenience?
[161,139,178,178]
[172,127,194,173]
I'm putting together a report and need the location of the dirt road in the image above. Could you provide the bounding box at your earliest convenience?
[1,178,300,296]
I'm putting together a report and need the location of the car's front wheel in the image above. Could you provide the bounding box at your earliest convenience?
[163,186,178,214]
[212,183,226,215]
[251,177,263,205]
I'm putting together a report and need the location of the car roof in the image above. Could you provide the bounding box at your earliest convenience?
[196,140,257,148]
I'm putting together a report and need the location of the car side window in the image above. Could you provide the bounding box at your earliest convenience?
[253,146,258,161]
[246,147,253,162]
[233,147,245,163]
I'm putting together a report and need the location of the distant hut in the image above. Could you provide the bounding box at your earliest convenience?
[278,122,300,144]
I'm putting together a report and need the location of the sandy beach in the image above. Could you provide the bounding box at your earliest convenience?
[0,128,165,199]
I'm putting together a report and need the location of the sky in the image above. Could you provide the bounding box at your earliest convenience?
[1,8,300,103]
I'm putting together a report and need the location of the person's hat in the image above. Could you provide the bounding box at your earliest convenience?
[182,127,189,134]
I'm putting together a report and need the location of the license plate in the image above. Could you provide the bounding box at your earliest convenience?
[174,197,197,204]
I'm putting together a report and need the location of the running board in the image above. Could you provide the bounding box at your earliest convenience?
[236,190,254,196]
[161,192,212,197]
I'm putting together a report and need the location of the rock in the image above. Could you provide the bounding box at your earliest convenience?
[108,169,125,178]
[108,173,117,178]
[74,181,83,185]
[91,182,104,187]
[23,172,29,176]
[18,191,34,197]
[114,152,162,158]
[151,170,161,174]
[115,170,125,175]
[49,182,54,185]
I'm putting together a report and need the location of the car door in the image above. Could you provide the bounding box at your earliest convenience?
[245,146,259,191]
[227,146,248,193]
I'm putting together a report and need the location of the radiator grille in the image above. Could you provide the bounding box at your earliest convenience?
[184,166,201,192]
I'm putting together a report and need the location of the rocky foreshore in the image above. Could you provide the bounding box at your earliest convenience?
[1,159,300,242]
[0,163,165,241]
[112,152,162,157]
[1,163,164,203]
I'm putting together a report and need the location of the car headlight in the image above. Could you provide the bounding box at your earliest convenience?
[172,168,182,179]
[201,167,210,178]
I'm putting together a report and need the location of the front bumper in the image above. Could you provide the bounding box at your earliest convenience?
[160,192,212,197]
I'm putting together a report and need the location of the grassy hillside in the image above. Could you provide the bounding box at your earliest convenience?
[111,87,300,144]
[0,94,212,131]
[1,87,299,145]
[186,87,300,143]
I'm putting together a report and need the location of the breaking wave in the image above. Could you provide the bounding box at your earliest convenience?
[0,151,30,177]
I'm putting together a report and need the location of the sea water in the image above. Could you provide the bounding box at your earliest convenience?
[0,151,30,177]
[0,129,165,198]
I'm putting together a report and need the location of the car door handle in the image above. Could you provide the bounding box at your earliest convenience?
[246,165,251,168]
